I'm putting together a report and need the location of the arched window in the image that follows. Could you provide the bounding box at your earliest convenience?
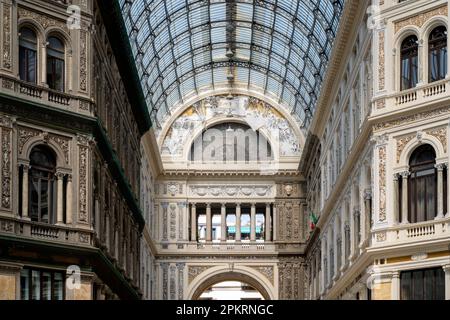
[408,144,437,223]
[46,36,65,91]
[401,35,419,90]
[19,27,37,83]
[429,26,447,83]
[29,145,56,224]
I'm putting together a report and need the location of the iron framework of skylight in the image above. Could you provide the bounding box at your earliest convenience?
[119,0,344,129]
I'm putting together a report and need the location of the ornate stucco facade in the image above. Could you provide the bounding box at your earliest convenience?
[0,0,449,300]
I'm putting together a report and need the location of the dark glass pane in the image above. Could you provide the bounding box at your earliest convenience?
[30,177,40,221]
[27,50,37,83]
[435,268,445,300]
[400,271,411,300]
[40,179,49,223]
[42,272,51,300]
[53,273,64,300]
[424,269,434,299]
[20,270,29,300]
[412,270,423,300]
[31,270,40,300]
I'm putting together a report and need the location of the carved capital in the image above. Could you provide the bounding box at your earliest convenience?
[435,163,446,171]
[399,171,410,178]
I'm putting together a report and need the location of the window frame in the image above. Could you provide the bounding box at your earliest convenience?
[428,25,448,83]
[19,27,38,84]
[46,35,65,92]
[20,267,65,300]
[400,35,419,91]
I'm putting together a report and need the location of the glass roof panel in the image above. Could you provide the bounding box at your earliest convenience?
[120,0,345,129]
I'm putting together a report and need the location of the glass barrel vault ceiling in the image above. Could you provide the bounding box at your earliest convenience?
[120,0,345,130]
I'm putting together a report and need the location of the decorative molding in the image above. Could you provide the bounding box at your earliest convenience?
[1,128,12,209]
[18,7,68,31]
[374,106,450,132]
[376,232,386,242]
[426,127,447,153]
[249,266,274,285]
[375,99,386,110]
[2,3,12,70]
[187,265,213,284]
[394,5,448,33]
[49,134,70,164]
[378,145,386,222]
[80,27,88,91]
[78,142,88,222]
[18,127,41,154]
[378,31,385,90]
[396,134,415,163]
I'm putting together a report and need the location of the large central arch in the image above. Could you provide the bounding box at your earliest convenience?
[187,264,276,300]
[190,271,272,300]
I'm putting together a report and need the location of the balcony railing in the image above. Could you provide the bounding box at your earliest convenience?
[0,216,93,246]
[391,79,449,107]
[371,217,450,247]
[0,75,92,113]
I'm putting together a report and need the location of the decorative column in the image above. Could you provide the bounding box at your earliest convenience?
[221,203,226,241]
[265,203,271,241]
[393,174,399,224]
[56,172,64,224]
[400,171,410,224]
[236,203,241,241]
[363,189,372,246]
[21,164,29,219]
[443,265,450,300]
[391,271,400,300]
[272,204,277,241]
[447,164,450,217]
[250,203,256,241]
[190,203,196,241]
[436,163,445,219]
[41,44,47,85]
[340,206,347,271]
[66,174,73,224]
[206,203,211,242]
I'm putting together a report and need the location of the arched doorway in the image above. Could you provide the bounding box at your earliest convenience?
[191,271,272,300]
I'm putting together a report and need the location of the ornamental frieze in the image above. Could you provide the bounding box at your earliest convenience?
[18,127,40,154]
[394,5,448,33]
[3,4,12,70]
[374,106,450,131]
[188,265,213,284]
[378,31,385,91]
[426,127,447,153]
[1,128,12,209]
[248,266,274,285]
[378,145,387,222]
[18,7,67,31]
[189,185,273,198]
[396,134,415,163]
[49,134,70,164]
